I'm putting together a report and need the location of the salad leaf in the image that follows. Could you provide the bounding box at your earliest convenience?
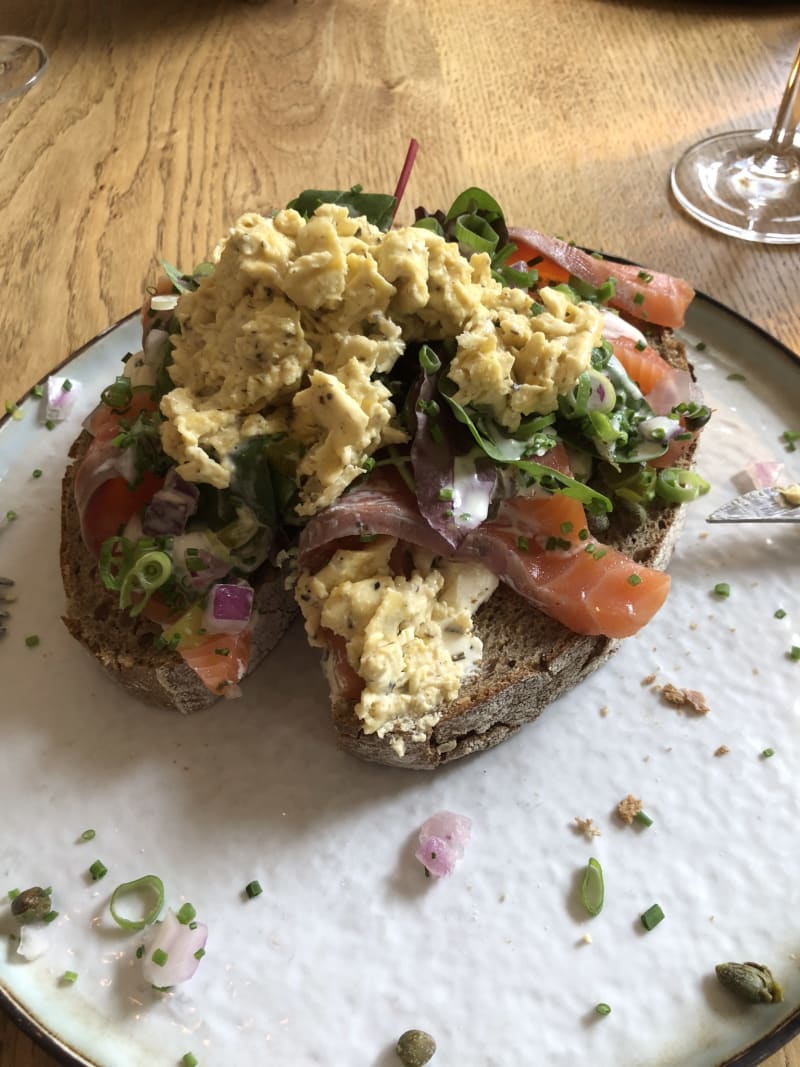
[286,185,396,231]
[439,381,612,515]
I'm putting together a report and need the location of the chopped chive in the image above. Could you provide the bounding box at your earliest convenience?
[458,512,471,522]
[182,1054,199,1067]
[578,528,589,541]
[713,583,730,598]
[188,920,198,930]
[24,635,40,648]
[442,509,453,519]
[634,811,653,827]
[176,902,196,925]
[627,574,642,587]
[89,860,108,881]
[637,271,653,283]
[151,948,168,967]
[640,903,664,931]
[790,646,800,661]
[560,521,573,534]
[214,648,230,657]
[580,857,604,917]
[517,535,529,552]
[193,948,206,960]
[633,292,645,306]
[79,829,96,842]
[774,608,787,619]
[136,945,145,958]
[60,971,78,985]
[6,510,18,522]
[43,910,59,923]
[32,469,43,478]
[45,419,56,431]
[438,488,453,502]
[245,880,263,899]
[761,748,775,758]
[592,548,607,561]
[62,379,73,392]
[695,341,707,351]
[781,430,800,452]
[32,384,44,398]
[726,373,746,382]
[595,1002,612,1016]
[635,339,646,351]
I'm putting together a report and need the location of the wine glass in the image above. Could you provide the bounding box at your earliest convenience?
[0,35,48,101]
[670,40,800,244]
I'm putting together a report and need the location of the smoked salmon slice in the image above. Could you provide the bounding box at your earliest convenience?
[611,336,671,396]
[474,493,671,639]
[176,630,251,695]
[508,226,694,329]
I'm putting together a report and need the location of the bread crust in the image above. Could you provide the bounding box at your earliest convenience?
[327,328,699,768]
[60,431,297,714]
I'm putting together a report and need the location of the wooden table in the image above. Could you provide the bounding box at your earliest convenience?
[1,2,798,1064]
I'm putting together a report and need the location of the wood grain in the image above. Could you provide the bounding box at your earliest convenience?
[1,2,799,1065]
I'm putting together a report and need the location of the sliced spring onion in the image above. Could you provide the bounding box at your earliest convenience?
[182,1054,199,1067]
[101,376,133,410]
[761,748,775,758]
[109,875,165,931]
[32,469,42,479]
[245,880,263,899]
[580,857,604,917]
[79,829,96,842]
[60,971,78,985]
[25,635,40,648]
[713,583,731,598]
[176,902,196,925]
[595,1003,612,1016]
[89,861,108,881]
[119,550,172,616]
[774,608,787,619]
[640,903,664,931]
[634,811,653,828]
[655,468,710,504]
[419,345,441,374]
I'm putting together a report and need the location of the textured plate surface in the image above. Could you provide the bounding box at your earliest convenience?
[0,297,799,1067]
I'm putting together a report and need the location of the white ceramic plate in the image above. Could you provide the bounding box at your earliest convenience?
[1,296,799,1067]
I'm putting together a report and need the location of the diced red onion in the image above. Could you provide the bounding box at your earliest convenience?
[17,925,49,961]
[415,811,472,878]
[201,583,254,634]
[45,376,81,422]
[141,909,207,988]
[142,469,200,537]
[742,460,784,491]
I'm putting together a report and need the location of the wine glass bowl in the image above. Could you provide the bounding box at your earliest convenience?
[670,42,800,244]
[0,35,48,102]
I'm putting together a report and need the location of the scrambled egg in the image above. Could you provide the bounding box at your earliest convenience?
[159,203,600,511]
[295,538,499,740]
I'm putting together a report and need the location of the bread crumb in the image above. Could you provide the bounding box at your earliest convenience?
[581,933,592,944]
[599,705,610,717]
[689,623,698,631]
[752,667,760,676]
[573,817,602,839]
[714,745,730,757]
[698,531,709,540]
[616,794,643,824]
[641,673,657,686]
[658,683,709,714]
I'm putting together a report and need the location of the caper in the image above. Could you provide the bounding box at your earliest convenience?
[396,1028,436,1066]
[715,961,783,1004]
[11,886,52,924]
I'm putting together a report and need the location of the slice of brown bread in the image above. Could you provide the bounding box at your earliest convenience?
[326,329,700,768]
[61,431,297,713]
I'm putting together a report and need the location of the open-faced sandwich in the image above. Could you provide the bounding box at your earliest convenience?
[61,171,710,768]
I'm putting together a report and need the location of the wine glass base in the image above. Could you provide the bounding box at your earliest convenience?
[0,36,48,101]
[670,129,800,244]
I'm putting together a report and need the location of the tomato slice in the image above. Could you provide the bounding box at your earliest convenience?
[82,471,164,556]
[508,236,570,286]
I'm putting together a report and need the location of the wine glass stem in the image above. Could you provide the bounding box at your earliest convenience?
[766,41,800,152]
